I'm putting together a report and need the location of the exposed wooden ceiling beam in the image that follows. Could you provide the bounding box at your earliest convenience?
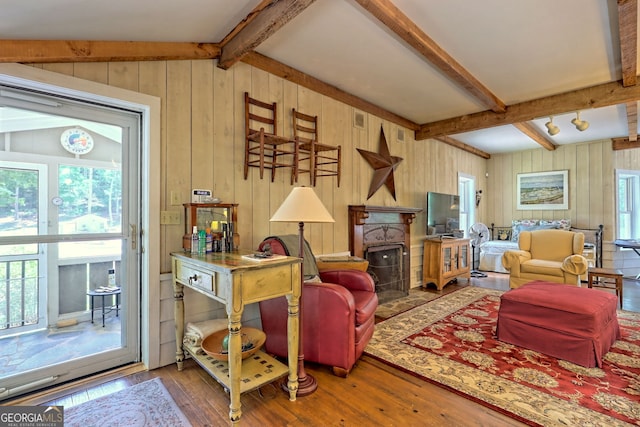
[618,0,638,87]
[612,135,640,150]
[512,122,556,151]
[416,80,640,140]
[353,0,506,114]
[217,0,315,70]
[0,40,220,63]
[219,0,274,46]
[434,135,491,159]
[242,51,419,131]
[626,102,638,142]
[618,0,638,143]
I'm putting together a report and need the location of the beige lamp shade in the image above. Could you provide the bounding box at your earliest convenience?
[270,186,335,223]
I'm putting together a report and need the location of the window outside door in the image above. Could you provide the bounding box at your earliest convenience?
[0,163,47,335]
[458,173,477,238]
[617,169,640,239]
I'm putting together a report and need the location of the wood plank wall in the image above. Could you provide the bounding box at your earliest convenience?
[486,141,610,232]
[30,59,487,283]
[486,139,640,277]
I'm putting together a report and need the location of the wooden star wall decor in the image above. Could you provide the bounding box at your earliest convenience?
[357,126,403,200]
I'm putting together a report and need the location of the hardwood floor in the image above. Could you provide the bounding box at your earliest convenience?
[9,274,640,426]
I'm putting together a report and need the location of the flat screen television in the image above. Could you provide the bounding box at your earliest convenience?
[427,192,460,235]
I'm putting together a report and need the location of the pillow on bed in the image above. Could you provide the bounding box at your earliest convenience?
[496,229,511,241]
[539,219,571,231]
[511,219,539,241]
[514,223,561,241]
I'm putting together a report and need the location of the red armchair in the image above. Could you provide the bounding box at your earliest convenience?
[257,236,378,377]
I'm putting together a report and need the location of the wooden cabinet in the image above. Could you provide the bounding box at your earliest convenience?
[422,237,471,291]
[182,203,238,251]
[172,251,302,424]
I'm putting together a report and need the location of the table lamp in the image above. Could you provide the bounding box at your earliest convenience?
[270,186,335,396]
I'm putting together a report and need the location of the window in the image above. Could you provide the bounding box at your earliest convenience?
[458,173,476,237]
[616,169,640,239]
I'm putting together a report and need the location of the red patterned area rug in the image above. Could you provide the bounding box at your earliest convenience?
[375,288,450,320]
[365,286,640,427]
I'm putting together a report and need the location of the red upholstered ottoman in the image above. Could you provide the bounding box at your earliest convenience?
[496,280,620,367]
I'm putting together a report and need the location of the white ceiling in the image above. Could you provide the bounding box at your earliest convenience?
[0,0,635,154]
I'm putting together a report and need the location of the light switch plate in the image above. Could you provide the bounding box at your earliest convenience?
[161,211,181,225]
[170,191,181,206]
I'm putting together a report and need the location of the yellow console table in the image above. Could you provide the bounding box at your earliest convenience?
[172,251,301,425]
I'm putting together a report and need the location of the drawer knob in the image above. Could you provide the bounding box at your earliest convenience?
[189,274,199,284]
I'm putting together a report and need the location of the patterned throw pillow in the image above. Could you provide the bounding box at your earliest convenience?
[539,219,571,231]
[511,219,539,241]
[515,223,561,236]
[496,229,511,241]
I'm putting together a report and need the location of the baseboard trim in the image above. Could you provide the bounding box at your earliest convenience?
[4,362,147,406]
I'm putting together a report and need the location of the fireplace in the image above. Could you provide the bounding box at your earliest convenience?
[348,205,421,304]
[365,244,405,303]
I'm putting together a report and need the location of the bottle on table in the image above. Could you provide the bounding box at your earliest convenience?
[191,226,198,255]
[198,229,206,255]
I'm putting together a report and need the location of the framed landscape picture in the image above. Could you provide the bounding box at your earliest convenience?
[517,170,568,210]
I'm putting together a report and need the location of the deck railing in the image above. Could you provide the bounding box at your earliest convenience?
[0,258,39,330]
[1,258,120,332]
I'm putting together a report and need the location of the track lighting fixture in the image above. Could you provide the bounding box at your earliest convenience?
[545,117,560,136]
[543,112,589,136]
[571,111,589,131]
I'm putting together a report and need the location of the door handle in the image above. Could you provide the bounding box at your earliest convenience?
[130,224,137,250]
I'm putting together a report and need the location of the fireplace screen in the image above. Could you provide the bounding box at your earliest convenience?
[365,244,406,304]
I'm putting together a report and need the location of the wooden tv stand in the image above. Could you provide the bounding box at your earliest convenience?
[422,236,471,291]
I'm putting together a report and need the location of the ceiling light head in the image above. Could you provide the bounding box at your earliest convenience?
[571,112,589,131]
[545,117,560,136]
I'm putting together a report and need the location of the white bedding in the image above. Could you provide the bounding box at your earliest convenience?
[476,219,580,273]
[478,240,517,273]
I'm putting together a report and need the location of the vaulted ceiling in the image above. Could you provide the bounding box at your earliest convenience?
[1,0,638,158]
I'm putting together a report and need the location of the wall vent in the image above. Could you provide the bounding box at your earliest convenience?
[353,110,365,129]
[397,128,405,142]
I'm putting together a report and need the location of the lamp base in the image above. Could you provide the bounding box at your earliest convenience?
[282,371,317,397]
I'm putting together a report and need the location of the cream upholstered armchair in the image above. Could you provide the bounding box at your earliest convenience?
[501,229,588,288]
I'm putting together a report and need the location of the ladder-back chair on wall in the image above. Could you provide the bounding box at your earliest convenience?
[244,92,297,182]
[292,108,341,187]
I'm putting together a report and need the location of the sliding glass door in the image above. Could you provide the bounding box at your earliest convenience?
[0,87,140,399]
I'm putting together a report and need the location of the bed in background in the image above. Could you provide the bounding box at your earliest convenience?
[478,220,603,275]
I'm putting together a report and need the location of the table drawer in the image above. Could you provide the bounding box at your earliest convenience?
[174,260,215,294]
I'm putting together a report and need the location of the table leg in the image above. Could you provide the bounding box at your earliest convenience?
[227,308,243,425]
[90,295,94,324]
[286,292,300,401]
[632,248,640,279]
[286,261,301,401]
[115,293,120,317]
[173,281,185,371]
[101,295,106,327]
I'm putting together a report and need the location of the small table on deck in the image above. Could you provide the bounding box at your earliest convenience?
[87,288,121,327]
